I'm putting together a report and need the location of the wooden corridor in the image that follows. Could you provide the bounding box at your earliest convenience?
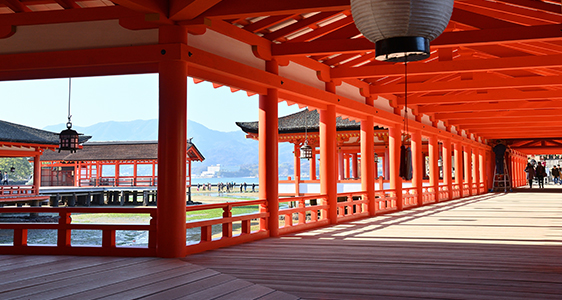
[1,191,561,299]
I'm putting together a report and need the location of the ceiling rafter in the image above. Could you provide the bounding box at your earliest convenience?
[262,11,340,42]
[417,99,562,114]
[197,0,349,19]
[169,0,222,20]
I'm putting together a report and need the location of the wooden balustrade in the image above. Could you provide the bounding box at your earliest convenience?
[0,207,157,256]
[375,189,397,213]
[278,195,329,234]
[336,192,369,222]
[185,200,269,255]
[438,185,450,201]
[462,183,470,197]
[0,185,35,196]
[402,188,418,209]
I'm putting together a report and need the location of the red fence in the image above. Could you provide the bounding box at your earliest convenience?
[0,183,485,256]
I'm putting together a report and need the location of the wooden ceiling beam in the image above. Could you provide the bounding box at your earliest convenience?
[417,99,562,114]
[372,74,562,94]
[262,11,341,41]
[200,0,349,19]
[435,108,562,121]
[169,0,222,20]
[332,53,562,79]
[398,90,562,106]
[272,24,562,57]
[448,116,562,126]
[110,0,167,15]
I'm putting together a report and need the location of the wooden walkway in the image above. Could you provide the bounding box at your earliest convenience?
[1,191,561,299]
[185,192,562,299]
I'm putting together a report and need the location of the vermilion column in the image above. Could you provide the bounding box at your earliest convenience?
[464,145,472,196]
[475,149,481,194]
[443,139,453,200]
[259,61,279,236]
[294,144,301,196]
[342,153,351,179]
[411,131,423,206]
[361,113,375,216]
[352,154,359,179]
[157,25,188,258]
[429,135,440,202]
[454,142,463,198]
[389,125,403,210]
[320,104,337,223]
[479,149,485,191]
[33,154,41,194]
[384,147,390,179]
[310,149,317,180]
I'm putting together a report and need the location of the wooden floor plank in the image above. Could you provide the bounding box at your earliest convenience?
[139,273,238,300]
[176,279,254,300]
[213,284,277,300]
[184,192,562,299]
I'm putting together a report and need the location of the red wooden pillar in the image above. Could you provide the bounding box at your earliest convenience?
[475,149,481,194]
[114,162,119,187]
[320,97,337,223]
[352,153,359,179]
[310,148,317,180]
[384,147,390,180]
[294,143,301,196]
[33,154,41,193]
[133,161,138,186]
[259,60,280,236]
[389,125,402,210]
[464,145,472,196]
[429,135,440,202]
[156,25,188,258]
[454,142,463,198]
[344,154,350,179]
[361,112,375,216]
[411,130,423,206]
[338,150,345,180]
[442,139,453,200]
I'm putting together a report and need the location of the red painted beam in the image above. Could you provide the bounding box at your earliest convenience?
[398,90,562,106]
[200,0,349,19]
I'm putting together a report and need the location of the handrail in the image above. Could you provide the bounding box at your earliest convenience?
[0,206,157,256]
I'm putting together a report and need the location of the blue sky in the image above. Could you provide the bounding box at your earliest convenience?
[0,74,300,132]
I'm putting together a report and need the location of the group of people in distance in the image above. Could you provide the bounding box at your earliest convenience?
[524,161,561,189]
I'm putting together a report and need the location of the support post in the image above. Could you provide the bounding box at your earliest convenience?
[411,131,423,206]
[475,149,481,194]
[259,61,280,236]
[464,145,472,196]
[443,139,453,200]
[33,154,41,195]
[156,25,188,258]
[294,143,301,196]
[429,135,440,202]
[361,114,375,216]
[352,153,359,179]
[389,125,402,210]
[344,154,350,179]
[454,142,463,198]
[320,97,337,223]
[310,148,317,180]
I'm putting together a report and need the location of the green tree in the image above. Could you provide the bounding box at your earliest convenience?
[0,157,33,183]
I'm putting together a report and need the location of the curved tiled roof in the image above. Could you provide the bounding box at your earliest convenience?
[236,109,383,134]
[40,141,204,162]
[0,120,90,146]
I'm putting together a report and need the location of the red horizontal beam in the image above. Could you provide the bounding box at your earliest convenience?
[417,99,562,114]
[399,90,562,106]
[0,6,143,26]
[200,0,349,19]
[332,53,562,80]
[271,24,562,57]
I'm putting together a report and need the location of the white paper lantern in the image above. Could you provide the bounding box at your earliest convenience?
[351,0,454,62]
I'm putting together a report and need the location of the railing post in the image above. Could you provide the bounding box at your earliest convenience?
[454,142,463,198]
[222,205,233,238]
[443,139,453,200]
[361,105,375,216]
[465,144,473,196]
[58,211,71,248]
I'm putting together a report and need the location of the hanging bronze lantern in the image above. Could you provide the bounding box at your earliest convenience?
[300,142,313,160]
[351,0,454,62]
[58,78,81,153]
[59,122,80,153]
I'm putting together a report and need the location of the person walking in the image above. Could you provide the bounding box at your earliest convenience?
[525,163,536,189]
[2,171,8,185]
[536,162,547,188]
[551,166,560,185]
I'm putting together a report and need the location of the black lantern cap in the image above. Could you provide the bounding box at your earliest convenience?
[375,36,430,62]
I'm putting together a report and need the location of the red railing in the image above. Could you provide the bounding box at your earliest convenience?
[0,185,36,196]
[452,183,461,199]
[462,183,470,196]
[421,186,436,204]
[184,200,268,255]
[402,187,418,209]
[375,189,397,213]
[336,192,369,222]
[0,207,157,256]
[278,194,329,235]
[438,185,449,201]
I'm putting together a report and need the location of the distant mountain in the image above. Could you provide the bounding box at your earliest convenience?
[44,119,295,175]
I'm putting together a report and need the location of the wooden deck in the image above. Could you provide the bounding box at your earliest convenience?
[185,191,562,299]
[1,191,561,299]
